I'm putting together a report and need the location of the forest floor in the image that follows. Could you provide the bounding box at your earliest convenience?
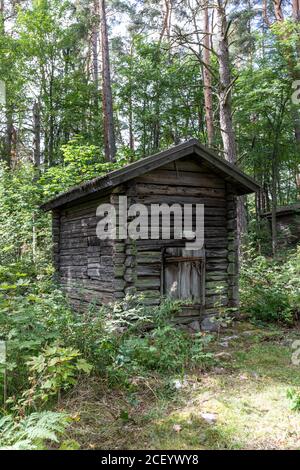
[61,322,300,450]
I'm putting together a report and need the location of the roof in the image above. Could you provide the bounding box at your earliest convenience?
[262,203,300,218]
[41,139,261,211]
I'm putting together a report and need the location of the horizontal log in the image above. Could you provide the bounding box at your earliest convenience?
[136,169,225,188]
[60,239,88,249]
[132,195,226,207]
[205,296,228,308]
[137,252,162,264]
[206,249,228,258]
[61,278,114,292]
[136,277,161,289]
[205,273,228,281]
[135,289,161,298]
[137,265,161,276]
[135,182,226,199]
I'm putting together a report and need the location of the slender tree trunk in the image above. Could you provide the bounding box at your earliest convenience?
[271,149,278,255]
[216,1,247,252]
[128,40,134,154]
[6,109,13,165]
[92,0,100,99]
[290,1,300,146]
[160,0,172,43]
[293,0,300,20]
[100,0,116,162]
[0,0,4,34]
[10,126,17,169]
[33,100,41,170]
[203,4,214,146]
[216,0,236,163]
[46,64,55,167]
[273,0,284,21]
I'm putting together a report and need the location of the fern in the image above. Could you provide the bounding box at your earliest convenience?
[0,412,70,450]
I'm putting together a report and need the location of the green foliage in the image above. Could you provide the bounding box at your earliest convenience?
[0,162,50,265]
[18,345,92,410]
[40,137,119,197]
[0,275,74,398]
[287,388,300,412]
[115,37,205,156]
[93,296,215,382]
[0,411,71,450]
[240,247,300,324]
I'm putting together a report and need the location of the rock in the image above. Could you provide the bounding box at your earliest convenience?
[172,378,188,389]
[201,317,218,332]
[215,352,232,360]
[219,341,229,348]
[200,412,217,424]
[239,374,248,381]
[222,335,239,341]
[189,320,201,332]
[172,424,182,433]
[212,366,225,374]
[242,330,256,337]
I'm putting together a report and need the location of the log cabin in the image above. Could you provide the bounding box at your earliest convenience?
[262,203,300,247]
[41,139,260,330]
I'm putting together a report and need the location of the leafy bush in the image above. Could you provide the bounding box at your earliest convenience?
[0,275,75,399]
[287,388,300,411]
[97,297,214,380]
[17,345,92,410]
[240,247,300,324]
[39,137,119,198]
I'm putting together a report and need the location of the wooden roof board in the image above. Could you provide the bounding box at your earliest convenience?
[262,203,300,218]
[41,139,261,211]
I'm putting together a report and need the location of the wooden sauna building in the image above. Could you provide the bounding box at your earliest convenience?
[262,203,300,247]
[41,140,260,328]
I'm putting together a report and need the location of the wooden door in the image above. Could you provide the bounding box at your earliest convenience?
[163,248,205,306]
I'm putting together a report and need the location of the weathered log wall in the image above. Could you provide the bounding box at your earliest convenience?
[56,196,115,309]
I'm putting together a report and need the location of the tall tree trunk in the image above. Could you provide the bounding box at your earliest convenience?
[0,0,4,33]
[92,0,100,111]
[293,0,300,21]
[160,0,172,43]
[33,100,41,171]
[5,109,12,165]
[10,126,17,169]
[271,148,278,255]
[203,4,214,146]
[216,0,236,163]
[128,39,134,155]
[290,1,300,146]
[273,0,284,22]
[100,0,116,162]
[216,1,247,253]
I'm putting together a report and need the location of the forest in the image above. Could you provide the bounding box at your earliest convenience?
[0,0,300,451]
